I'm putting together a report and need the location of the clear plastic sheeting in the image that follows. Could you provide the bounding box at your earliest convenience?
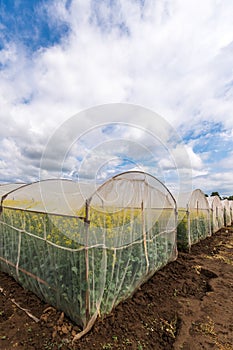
[0,171,177,332]
[221,199,231,226]
[176,189,211,250]
[207,196,224,233]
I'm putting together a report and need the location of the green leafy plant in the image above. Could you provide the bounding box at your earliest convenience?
[0,206,176,330]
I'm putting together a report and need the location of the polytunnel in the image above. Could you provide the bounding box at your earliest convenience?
[221,199,231,226]
[229,201,233,225]
[207,196,224,234]
[176,189,211,250]
[0,171,177,334]
[0,183,26,198]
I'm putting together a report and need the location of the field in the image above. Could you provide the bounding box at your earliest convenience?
[0,227,233,350]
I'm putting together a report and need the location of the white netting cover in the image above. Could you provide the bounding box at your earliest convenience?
[207,196,224,233]
[0,183,26,199]
[176,189,211,250]
[229,201,233,225]
[221,199,231,226]
[2,179,96,216]
[0,171,177,331]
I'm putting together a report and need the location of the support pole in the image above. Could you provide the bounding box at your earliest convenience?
[141,201,149,274]
[84,200,90,324]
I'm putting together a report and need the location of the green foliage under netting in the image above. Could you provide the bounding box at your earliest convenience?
[0,206,176,328]
[190,215,209,244]
[177,210,210,251]
[177,214,189,250]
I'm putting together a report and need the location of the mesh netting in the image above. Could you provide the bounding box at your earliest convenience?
[221,199,231,226]
[0,183,26,198]
[229,201,233,225]
[0,171,177,331]
[2,179,96,216]
[207,196,224,233]
[176,189,211,250]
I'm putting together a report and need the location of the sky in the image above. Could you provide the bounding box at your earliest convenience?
[0,0,233,196]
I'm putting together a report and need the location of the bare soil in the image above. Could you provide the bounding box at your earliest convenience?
[0,227,233,350]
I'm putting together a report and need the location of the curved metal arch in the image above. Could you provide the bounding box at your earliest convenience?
[1,172,177,216]
[1,178,76,200]
[87,170,177,210]
[188,188,210,210]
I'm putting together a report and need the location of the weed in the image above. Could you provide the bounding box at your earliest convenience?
[137,341,144,350]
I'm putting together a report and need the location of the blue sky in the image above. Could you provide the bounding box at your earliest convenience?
[0,0,69,51]
[0,0,233,196]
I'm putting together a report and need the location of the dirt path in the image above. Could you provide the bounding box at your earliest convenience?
[0,228,233,350]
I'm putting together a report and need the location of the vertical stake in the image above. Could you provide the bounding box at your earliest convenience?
[187,205,191,251]
[141,201,149,274]
[84,200,90,323]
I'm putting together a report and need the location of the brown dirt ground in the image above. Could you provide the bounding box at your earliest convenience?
[0,227,233,350]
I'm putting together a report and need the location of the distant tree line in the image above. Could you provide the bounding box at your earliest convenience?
[205,192,233,200]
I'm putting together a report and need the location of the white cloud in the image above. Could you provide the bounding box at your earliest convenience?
[0,0,233,194]
[193,171,233,197]
[185,146,203,170]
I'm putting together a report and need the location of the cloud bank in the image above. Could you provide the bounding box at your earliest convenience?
[0,0,233,195]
